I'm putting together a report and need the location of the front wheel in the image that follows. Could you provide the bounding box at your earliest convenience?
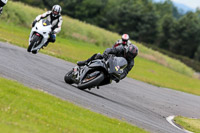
[78,72,104,90]
[64,70,74,84]
[27,34,40,52]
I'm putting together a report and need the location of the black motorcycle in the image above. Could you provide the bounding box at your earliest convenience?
[64,55,127,90]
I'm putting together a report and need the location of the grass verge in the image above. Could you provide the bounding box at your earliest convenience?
[0,77,148,133]
[174,116,200,133]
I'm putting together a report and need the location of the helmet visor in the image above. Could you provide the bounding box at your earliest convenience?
[53,11,59,15]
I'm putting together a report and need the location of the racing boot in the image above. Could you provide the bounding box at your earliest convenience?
[43,41,49,47]
[41,41,49,49]
[77,54,97,66]
[77,60,88,66]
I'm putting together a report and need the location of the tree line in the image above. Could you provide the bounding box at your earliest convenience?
[13,0,200,64]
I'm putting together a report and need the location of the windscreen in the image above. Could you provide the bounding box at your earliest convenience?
[108,56,127,74]
[113,57,127,69]
[42,19,51,26]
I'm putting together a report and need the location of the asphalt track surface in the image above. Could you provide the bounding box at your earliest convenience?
[0,42,200,133]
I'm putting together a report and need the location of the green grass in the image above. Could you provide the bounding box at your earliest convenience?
[0,77,148,133]
[131,57,200,95]
[174,116,200,133]
[0,1,200,96]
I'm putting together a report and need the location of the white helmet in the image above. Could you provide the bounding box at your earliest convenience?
[52,5,61,17]
[0,0,8,7]
[121,34,129,45]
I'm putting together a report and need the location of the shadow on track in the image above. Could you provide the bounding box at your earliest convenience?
[67,83,133,109]
[64,82,161,117]
[83,89,139,111]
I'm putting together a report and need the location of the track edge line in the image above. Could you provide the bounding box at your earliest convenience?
[166,115,193,133]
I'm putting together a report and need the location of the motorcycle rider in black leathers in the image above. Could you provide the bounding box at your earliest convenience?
[77,43,138,82]
[32,5,63,47]
[0,0,7,15]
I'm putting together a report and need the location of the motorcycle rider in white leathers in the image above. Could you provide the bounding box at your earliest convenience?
[0,0,8,15]
[32,5,63,47]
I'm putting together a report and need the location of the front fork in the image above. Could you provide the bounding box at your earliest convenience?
[72,66,81,83]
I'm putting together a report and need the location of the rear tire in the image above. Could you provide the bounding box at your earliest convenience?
[27,35,39,52]
[64,70,74,84]
[78,72,104,90]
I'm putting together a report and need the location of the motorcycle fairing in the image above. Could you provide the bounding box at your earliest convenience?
[108,56,127,78]
[29,19,52,51]
[79,59,107,82]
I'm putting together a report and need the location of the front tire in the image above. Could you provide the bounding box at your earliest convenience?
[32,50,38,54]
[27,34,39,52]
[78,72,104,90]
[64,70,74,84]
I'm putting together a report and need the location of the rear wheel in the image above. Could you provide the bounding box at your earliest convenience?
[78,72,104,90]
[64,70,74,84]
[27,35,40,52]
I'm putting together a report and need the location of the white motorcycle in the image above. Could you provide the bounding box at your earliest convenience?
[0,0,8,15]
[27,19,52,54]
[0,0,7,7]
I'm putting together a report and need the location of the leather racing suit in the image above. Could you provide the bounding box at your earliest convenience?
[33,11,63,44]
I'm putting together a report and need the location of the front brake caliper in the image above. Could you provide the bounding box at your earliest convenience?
[73,66,80,81]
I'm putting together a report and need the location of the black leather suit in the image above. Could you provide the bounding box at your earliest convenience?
[103,45,137,80]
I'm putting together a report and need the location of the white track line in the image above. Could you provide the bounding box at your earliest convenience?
[166,115,193,133]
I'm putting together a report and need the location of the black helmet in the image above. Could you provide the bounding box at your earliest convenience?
[125,45,138,58]
[52,5,62,17]
[121,34,129,45]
